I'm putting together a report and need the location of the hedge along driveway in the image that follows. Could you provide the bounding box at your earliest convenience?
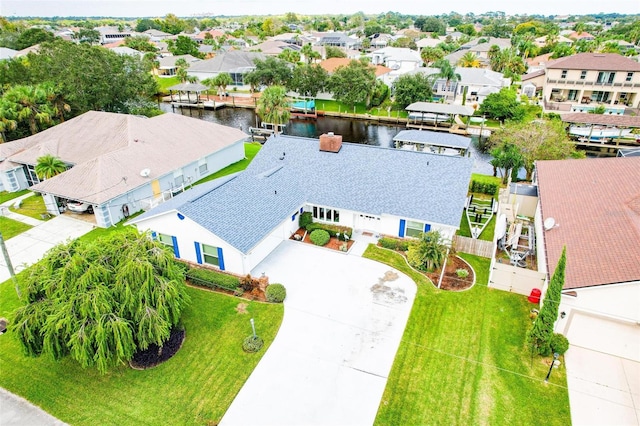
[220,240,416,426]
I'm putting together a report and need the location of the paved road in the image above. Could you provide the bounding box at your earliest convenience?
[220,240,416,426]
[0,388,67,426]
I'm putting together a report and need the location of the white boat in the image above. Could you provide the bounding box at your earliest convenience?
[408,112,451,123]
[569,126,632,140]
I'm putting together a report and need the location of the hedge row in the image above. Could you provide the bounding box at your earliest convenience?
[306,222,353,239]
[187,267,240,291]
[470,180,499,196]
[378,237,409,252]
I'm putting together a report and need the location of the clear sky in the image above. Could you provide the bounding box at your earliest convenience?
[1,0,637,18]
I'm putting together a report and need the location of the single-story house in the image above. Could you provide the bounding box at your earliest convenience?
[0,111,248,228]
[536,157,640,361]
[244,40,301,56]
[187,51,267,88]
[129,133,473,275]
[157,54,201,77]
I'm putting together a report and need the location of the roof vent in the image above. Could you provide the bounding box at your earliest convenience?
[319,133,342,153]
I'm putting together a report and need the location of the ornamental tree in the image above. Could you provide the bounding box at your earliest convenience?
[11,230,190,373]
[407,230,449,272]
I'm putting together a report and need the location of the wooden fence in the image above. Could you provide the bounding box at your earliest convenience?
[453,235,494,258]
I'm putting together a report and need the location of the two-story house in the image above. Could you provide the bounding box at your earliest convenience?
[542,53,640,113]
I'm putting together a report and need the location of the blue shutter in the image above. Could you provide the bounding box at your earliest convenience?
[217,247,225,271]
[424,223,431,232]
[172,236,180,258]
[300,207,303,213]
[399,219,406,237]
[151,231,157,240]
[194,242,202,264]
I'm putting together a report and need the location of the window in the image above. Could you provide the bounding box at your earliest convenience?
[627,72,634,82]
[198,158,208,174]
[201,243,219,266]
[173,170,184,187]
[596,71,615,84]
[157,233,173,247]
[568,90,578,101]
[311,205,340,223]
[560,70,567,79]
[580,70,587,80]
[405,221,424,238]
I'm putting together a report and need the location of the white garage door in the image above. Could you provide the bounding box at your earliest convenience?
[566,311,640,362]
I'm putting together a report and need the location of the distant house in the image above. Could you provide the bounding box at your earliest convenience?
[566,31,595,41]
[187,51,267,88]
[95,25,133,45]
[369,47,422,72]
[244,40,301,56]
[446,37,511,68]
[157,54,201,77]
[541,53,640,111]
[0,111,247,228]
[143,29,173,42]
[533,35,573,48]
[129,133,473,275]
[369,33,395,49]
[314,32,361,50]
[535,157,640,362]
[108,46,143,58]
[319,58,391,80]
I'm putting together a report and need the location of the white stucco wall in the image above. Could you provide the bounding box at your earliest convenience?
[0,166,29,192]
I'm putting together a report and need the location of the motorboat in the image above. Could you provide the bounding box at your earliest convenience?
[569,125,632,141]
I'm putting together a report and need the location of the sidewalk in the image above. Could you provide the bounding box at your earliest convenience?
[0,192,44,227]
[0,388,67,426]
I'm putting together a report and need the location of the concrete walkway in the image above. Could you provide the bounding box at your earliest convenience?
[566,346,640,425]
[0,192,45,227]
[0,215,95,283]
[0,388,67,426]
[221,240,416,426]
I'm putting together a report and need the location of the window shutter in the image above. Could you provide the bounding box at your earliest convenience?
[194,242,202,264]
[217,247,225,271]
[424,223,431,232]
[398,219,406,237]
[151,231,157,240]
[172,236,180,258]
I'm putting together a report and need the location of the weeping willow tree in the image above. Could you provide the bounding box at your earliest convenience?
[11,230,190,373]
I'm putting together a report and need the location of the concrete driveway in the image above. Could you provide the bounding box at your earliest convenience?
[220,241,416,426]
[0,215,94,283]
[0,388,66,426]
[566,346,640,425]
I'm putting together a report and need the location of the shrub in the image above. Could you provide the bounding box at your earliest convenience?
[240,274,259,292]
[187,267,240,290]
[299,211,313,228]
[242,335,264,353]
[456,268,469,278]
[470,180,498,196]
[306,222,352,239]
[379,237,409,252]
[309,229,330,246]
[265,283,286,303]
[550,333,570,355]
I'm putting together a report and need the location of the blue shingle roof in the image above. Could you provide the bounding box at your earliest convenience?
[393,130,471,150]
[135,135,473,253]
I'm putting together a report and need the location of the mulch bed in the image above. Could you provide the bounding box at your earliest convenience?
[290,228,355,252]
[185,279,267,302]
[378,243,475,291]
[130,327,186,370]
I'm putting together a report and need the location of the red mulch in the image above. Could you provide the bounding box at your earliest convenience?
[290,228,355,252]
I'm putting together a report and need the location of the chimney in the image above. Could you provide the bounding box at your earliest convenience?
[319,132,342,153]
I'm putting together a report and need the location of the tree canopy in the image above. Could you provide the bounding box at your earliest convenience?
[11,230,190,373]
[256,85,290,134]
[478,87,525,122]
[35,154,67,179]
[288,64,328,98]
[244,57,292,87]
[328,60,377,108]
[392,73,434,109]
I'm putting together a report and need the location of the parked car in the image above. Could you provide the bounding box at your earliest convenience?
[67,201,93,213]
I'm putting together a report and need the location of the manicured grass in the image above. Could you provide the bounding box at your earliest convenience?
[194,142,262,185]
[0,279,284,425]
[0,189,29,204]
[9,194,49,220]
[458,174,502,240]
[315,99,408,118]
[0,216,32,239]
[365,246,570,425]
[154,76,180,93]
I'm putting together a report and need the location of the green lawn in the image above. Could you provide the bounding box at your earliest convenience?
[365,246,570,425]
[457,174,502,241]
[315,99,408,118]
[154,76,180,94]
[194,142,262,185]
[0,279,284,425]
[0,189,30,204]
[0,216,32,239]
[9,194,50,220]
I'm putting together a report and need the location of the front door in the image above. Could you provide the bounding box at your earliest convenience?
[355,213,381,232]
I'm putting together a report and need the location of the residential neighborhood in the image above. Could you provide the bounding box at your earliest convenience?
[0,3,639,426]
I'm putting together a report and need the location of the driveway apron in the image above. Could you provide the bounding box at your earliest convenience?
[0,215,94,283]
[220,241,416,426]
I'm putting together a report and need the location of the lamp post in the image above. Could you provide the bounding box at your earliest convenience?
[544,353,560,382]
[250,318,256,338]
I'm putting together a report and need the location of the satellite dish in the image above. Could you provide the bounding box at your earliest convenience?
[140,168,151,177]
[543,217,556,230]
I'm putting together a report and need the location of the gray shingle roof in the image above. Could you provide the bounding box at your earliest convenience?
[135,135,473,253]
[393,130,471,149]
[188,51,266,73]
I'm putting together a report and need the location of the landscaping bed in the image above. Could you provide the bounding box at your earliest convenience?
[290,228,355,252]
[130,327,186,370]
[425,255,475,291]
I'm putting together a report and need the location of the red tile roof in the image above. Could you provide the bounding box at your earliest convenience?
[319,58,391,77]
[546,53,640,71]
[537,157,640,289]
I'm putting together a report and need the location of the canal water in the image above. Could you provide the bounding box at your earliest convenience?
[161,103,494,175]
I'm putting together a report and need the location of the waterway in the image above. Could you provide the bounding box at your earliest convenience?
[160,103,495,175]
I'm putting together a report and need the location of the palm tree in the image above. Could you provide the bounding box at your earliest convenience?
[301,43,320,64]
[35,154,67,180]
[203,73,233,97]
[420,46,445,66]
[457,52,480,68]
[42,83,71,123]
[2,84,54,135]
[433,59,461,102]
[256,86,290,136]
